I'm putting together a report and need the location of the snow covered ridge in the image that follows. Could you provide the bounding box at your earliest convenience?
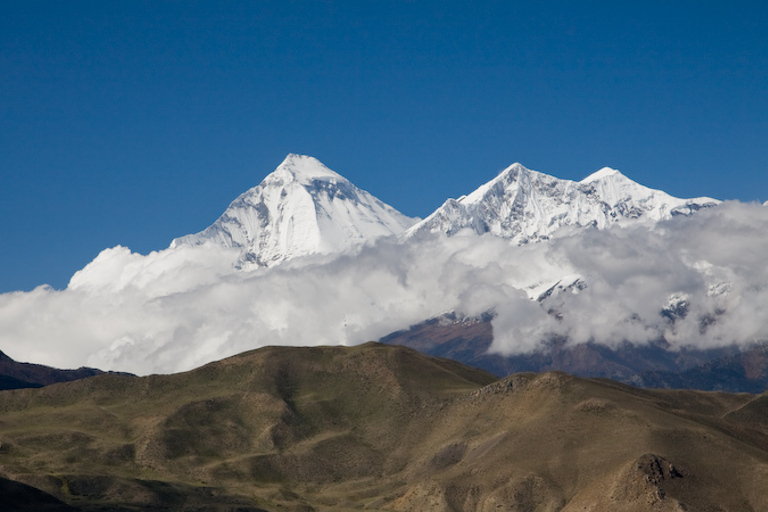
[407,163,719,244]
[70,155,720,294]
[171,154,420,270]
[172,156,719,270]
[13,154,758,376]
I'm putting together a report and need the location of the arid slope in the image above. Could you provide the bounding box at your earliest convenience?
[0,343,767,511]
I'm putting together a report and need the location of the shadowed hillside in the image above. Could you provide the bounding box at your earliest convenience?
[0,349,125,390]
[380,313,768,392]
[1,343,768,511]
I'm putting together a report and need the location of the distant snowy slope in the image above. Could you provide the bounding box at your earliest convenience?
[17,155,765,378]
[172,154,419,269]
[407,163,719,243]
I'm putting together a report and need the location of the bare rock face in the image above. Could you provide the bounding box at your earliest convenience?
[560,455,685,511]
[607,454,688,511]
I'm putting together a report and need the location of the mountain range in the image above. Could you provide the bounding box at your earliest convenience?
[407,163,716,242]
[5,153,763,384]
[379,312,768,393]
[159,154,737,387]
[170,154,718,267]
[2,343,768,511]
[2,156,767,510]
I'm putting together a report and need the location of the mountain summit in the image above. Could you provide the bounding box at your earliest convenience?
[407,163,719,243]
[172,157,717,267]
[171,154,419,269]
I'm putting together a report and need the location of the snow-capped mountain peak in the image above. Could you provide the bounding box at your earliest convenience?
[581,166,621,183]
[268,153,345,184]
[408,162,719,243]
[460,162,536,205]
[578,166,660,210]
[171,155,419,269]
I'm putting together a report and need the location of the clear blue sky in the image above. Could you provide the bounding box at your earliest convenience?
[2,1,767,292]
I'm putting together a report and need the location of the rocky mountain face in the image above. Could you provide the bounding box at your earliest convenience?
[634,344,768,392]
[1,344,768,511]
[379,313,768,392]
[407,163,718,243]
[171,154,418,269]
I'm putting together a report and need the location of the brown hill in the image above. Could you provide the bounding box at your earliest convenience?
[0,343,767,511]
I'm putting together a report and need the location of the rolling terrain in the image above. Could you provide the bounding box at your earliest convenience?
[1,343,768,511]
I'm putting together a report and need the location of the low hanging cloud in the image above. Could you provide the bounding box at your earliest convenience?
[522,201,768,353]
[1,201,768,375]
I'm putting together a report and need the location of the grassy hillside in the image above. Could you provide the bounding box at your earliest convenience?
[1,342,767,511]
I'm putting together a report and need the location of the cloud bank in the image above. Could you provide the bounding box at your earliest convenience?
[1,202,767,375]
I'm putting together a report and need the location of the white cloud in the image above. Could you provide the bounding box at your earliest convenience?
[2,201,768,375]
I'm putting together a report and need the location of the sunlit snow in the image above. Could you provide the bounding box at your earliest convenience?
[2,156,766,376]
